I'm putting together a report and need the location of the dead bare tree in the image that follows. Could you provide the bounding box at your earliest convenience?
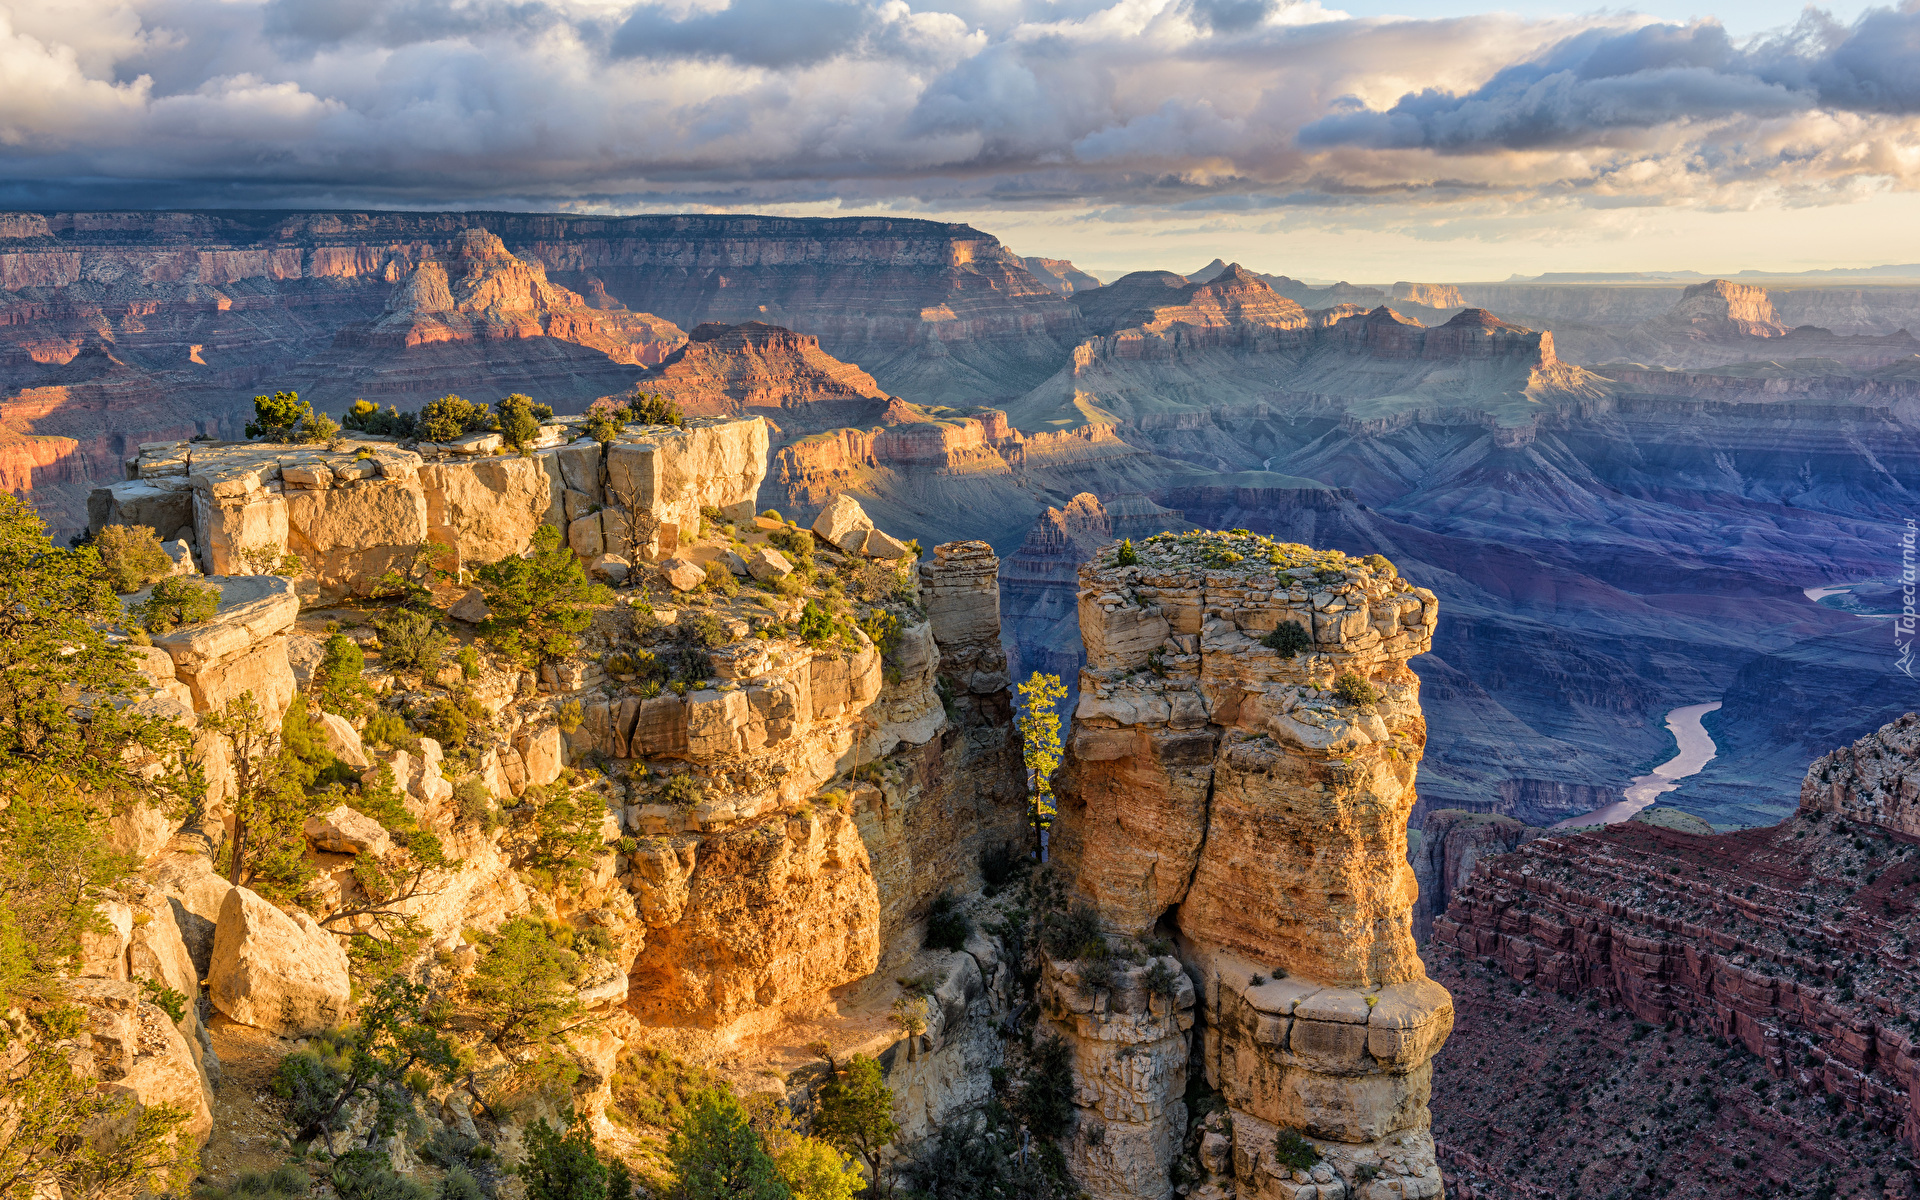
[603,474,663,561]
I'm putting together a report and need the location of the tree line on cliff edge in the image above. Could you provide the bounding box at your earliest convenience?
[238,385,682,452]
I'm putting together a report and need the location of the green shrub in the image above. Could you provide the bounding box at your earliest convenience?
[496,393,553,452]
[476,524,611,667]
[454,777,498,831]
[133,576,221,633]
[313,633,374,718]
[332,1150,427,1200]
[767,526,813,560]
[1333,671,1381,707]
[374,609,447,673]
[582,398,626,445]
[1042,905,1102,959]
[419,696,470,747]
[1262,621,1312,658]
[1078,956,1114,990]
[661,774,705,806]
[687,611,730,648]
[1274,1129,1321,1172]
[247,390,338,443]
[343,399,417,439]
[1018,1037,1075,1138]
[96,524,173,593]
[1143,960,1180,1000]
[363,709,419,752]
[1114,539,1138,566]
[760,509,782,522]
[140,977,189,1023]
[924,892,970,952]
[415,395,496,444]
[624,391,684,427]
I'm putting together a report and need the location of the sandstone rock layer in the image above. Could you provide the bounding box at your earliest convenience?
[1049,530,1450,1200]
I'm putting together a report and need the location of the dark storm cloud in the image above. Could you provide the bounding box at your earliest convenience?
[4,0,1920,214]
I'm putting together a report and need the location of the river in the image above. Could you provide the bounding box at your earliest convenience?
[1552,701,1723,828]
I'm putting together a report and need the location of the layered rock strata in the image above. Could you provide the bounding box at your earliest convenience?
[1047,530,1451,1200]
[92,415,770,599]
[1431,717,1920,1155]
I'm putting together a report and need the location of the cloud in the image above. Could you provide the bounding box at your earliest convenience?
[1299,6,1920,152]
[0,0,1917,220]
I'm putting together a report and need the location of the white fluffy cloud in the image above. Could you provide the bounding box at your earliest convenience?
[1,0,1918,220]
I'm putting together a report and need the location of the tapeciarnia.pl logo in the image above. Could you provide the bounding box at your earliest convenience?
[1901,518,1917,679]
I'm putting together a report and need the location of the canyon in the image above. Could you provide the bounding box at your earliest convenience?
[9,209,1920,831]
[1415,712,1920,1199]
[63,403,1466,1200]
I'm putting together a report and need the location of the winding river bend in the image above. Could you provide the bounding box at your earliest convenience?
[1553,701,1723,828]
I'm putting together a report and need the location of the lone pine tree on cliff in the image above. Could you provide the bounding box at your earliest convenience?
[1016,671,1067,849]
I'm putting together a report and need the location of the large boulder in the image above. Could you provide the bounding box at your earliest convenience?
[660,557,706,592]
[862,527,910,560]
[207,886,351,1036]
[304,805,392,856]
[812,494,875,554]
[746,547,793,582]
[315,711,370,768]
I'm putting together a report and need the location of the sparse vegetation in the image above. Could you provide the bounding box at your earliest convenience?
[415,394,497,443]
[1273,1128,1322,1172]
[477,524,612,667]
[132,575,221,633]
[247,390,339,443]
[95,524,174,593]
[1262,620,1312,658]
[924,891,971,952]
[1333,670,1381,707]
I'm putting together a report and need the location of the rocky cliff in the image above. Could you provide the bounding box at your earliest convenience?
[643,322,894,439]
[70,414,1047,1197]
[1046,530,1451,1200]
[1424,712,1920,1196]
[0,211,1078,539]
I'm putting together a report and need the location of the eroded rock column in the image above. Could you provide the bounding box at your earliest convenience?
[1051,532,1453,1200]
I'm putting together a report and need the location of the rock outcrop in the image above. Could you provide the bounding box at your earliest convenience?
[1431,713,1920,1155]
[1799,712,1920,835]
[1023,257,1103,296]
[1047,530,1450,1200]
[642,322,894,438]
[207,885,353,1037]
[95,415,770,596]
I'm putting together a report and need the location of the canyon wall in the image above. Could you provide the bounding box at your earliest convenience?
[0,211,1080,539]
[1045,530,1450,1200]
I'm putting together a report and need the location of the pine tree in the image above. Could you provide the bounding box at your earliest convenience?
[668,1089,789,1200]
[812,1054,898,1197]
[1015,672,1067,845]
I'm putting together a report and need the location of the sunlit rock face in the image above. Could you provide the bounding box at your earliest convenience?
[1049,530,1452,1200]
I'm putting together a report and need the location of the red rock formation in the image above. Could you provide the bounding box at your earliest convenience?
[1431,714,1920,1162]
[333,229,684,365]
[1408,810,1542,944]
[0,210,1080,536]
[645,322,891,437]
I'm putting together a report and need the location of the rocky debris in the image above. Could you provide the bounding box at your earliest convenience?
[303,805,392,856]
[1048,529,1447,1200]
[812,493,875,553]
[207,885,351,1037]
[658,557,705,592]
[1801,711,1920,835]
[587,553,630,584]
[448,586,491,623]
[315,711,370,768]
[67,976,216,1143]
[746,546,792,581]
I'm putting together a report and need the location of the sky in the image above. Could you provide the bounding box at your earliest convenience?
[4,0,1920,280]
